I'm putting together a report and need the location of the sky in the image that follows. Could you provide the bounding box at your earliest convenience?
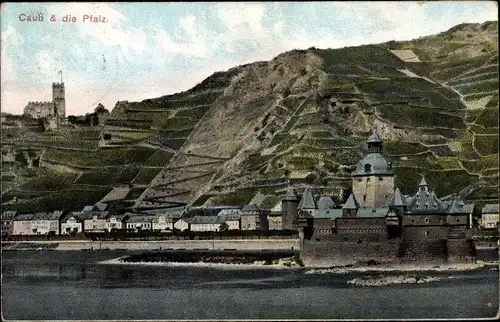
[1,1,498,116]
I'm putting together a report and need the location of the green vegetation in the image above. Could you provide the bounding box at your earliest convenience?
[210,187,260,205]
[6,187,111,213]
[143,150,174,167]
[475,108,499,128]
[19,169,79,191]
[76,166,140,185]
[311,45,405,67]
[174,105,210,119]
[133,167,162,185]
[395,167,477,198]
[474,135,499,155]
[124,187,147,200]
[241,153,272,171]
[105,119,152,129]
[43,147,155,167]
[393,152,442,169]
[486,94,499,107]
[157,128,193,138]
[377,104,465,129]
[454,78,499,95]
[152,117,199,131]
[458,141,481,160]
[286,156,318,171]
[149,137,185,150]
[383,141,427,155]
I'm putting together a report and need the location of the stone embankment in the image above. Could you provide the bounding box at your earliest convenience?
[1,239,299,251]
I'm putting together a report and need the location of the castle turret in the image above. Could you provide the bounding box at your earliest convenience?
[390,187,407,215]
[342,193,359,217]
[298,187,316,217]
[351,130,395,208]
[281,186,299,230]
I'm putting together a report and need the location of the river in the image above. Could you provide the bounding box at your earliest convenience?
[2,250,498,320]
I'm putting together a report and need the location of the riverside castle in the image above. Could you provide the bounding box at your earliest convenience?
[284,131,476,267]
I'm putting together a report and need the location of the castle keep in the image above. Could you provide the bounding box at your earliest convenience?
[292,131,476,267]
[23,82,66,120]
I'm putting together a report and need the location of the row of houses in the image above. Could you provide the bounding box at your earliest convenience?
[1,202,284,236]
[2,197,498,237]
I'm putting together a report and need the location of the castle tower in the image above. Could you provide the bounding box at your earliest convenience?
[351,130,395,208]
[52,82,65,119]
[281,185,299,230]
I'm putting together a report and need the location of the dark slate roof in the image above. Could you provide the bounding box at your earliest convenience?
[367,131,381,143]
[1,210,17,220]
[406,185,448,213]
[352,152,394,176]
[418,176,428,187]
[61,212,83,222]
[127,215,154,223]
[390,188,406,207]
[482,203,499,213]
[315,208,343,219]
[242,204,261,213]
[357,208,389,218]
[342,193,359,210]
[81,211,109,220]
[190,216,221,225]
[282,186,299,201]
[82,205,94,212]
[13,213,35,221]
[94,202,108,211]
[447,198,467,214]
[107,213,129,221]
[298,187,316,210]
[32,212,51,220]
[317,196,336,210]
[48,210,64,220]
[217,209,242,220]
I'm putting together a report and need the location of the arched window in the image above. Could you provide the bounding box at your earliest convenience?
[424,217,429,224]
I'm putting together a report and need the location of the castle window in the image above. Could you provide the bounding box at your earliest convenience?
[379,177,383,181]
[364,164,372,172]
[424,218,429,224]
[358,179,362,182]
[367,177,371,182]
[456,218,460,222]
[424,230,428,236]
[363,194,366,202]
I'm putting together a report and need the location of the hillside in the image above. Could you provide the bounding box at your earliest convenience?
[1,21,498,214]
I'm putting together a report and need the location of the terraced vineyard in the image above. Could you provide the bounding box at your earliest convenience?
[2,21,498,213]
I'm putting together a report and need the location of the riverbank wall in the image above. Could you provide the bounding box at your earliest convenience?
[1,239,300,251]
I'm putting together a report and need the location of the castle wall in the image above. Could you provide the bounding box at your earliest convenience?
[300,239,399,267]
[52,82,66,118]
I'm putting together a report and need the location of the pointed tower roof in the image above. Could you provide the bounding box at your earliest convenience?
[391,187,406,207]
[282,186,299,201]
[367,130,382,143]
[298,187,316,210]
[418,175,428,187]
[317,196,336,210]
[342,193,359,210]
[448,198,466,214]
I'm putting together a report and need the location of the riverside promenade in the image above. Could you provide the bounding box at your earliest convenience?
[1,239,300,251]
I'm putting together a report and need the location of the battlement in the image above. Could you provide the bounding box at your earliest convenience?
[27,101,51,105]
[52,82,65,86]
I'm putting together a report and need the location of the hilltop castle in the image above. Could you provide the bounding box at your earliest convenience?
[286,131,476,267]
[23,82,66,120]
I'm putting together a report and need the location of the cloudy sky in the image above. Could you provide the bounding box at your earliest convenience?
[1,2,497,115]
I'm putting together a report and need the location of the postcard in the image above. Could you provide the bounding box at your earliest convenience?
[1,1,499,321]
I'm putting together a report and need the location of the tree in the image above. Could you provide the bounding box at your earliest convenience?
[219,222,229,232]
[94,103,109,114]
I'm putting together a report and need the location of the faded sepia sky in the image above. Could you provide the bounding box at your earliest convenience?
[1,2,498,115]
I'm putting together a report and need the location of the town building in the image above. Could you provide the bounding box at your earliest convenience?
[481,204,499,229]
[105,213,129,231]
[82,211,109,232]
[126,215,153,230]
[30,211,63,235]
[217,209,242,230]
[174,218,190,231]
[190,216,224,232]
[1,210,17,237]
[12,213,35,235]
[152,214,174,231]
[241,204,269,231]
[268,211,283,230]
[281,186,299,230]
[60,212,83,235]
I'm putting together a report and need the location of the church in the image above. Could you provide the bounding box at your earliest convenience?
[282,130,476,267]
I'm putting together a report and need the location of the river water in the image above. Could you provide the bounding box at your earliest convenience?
[2,250,498,320]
